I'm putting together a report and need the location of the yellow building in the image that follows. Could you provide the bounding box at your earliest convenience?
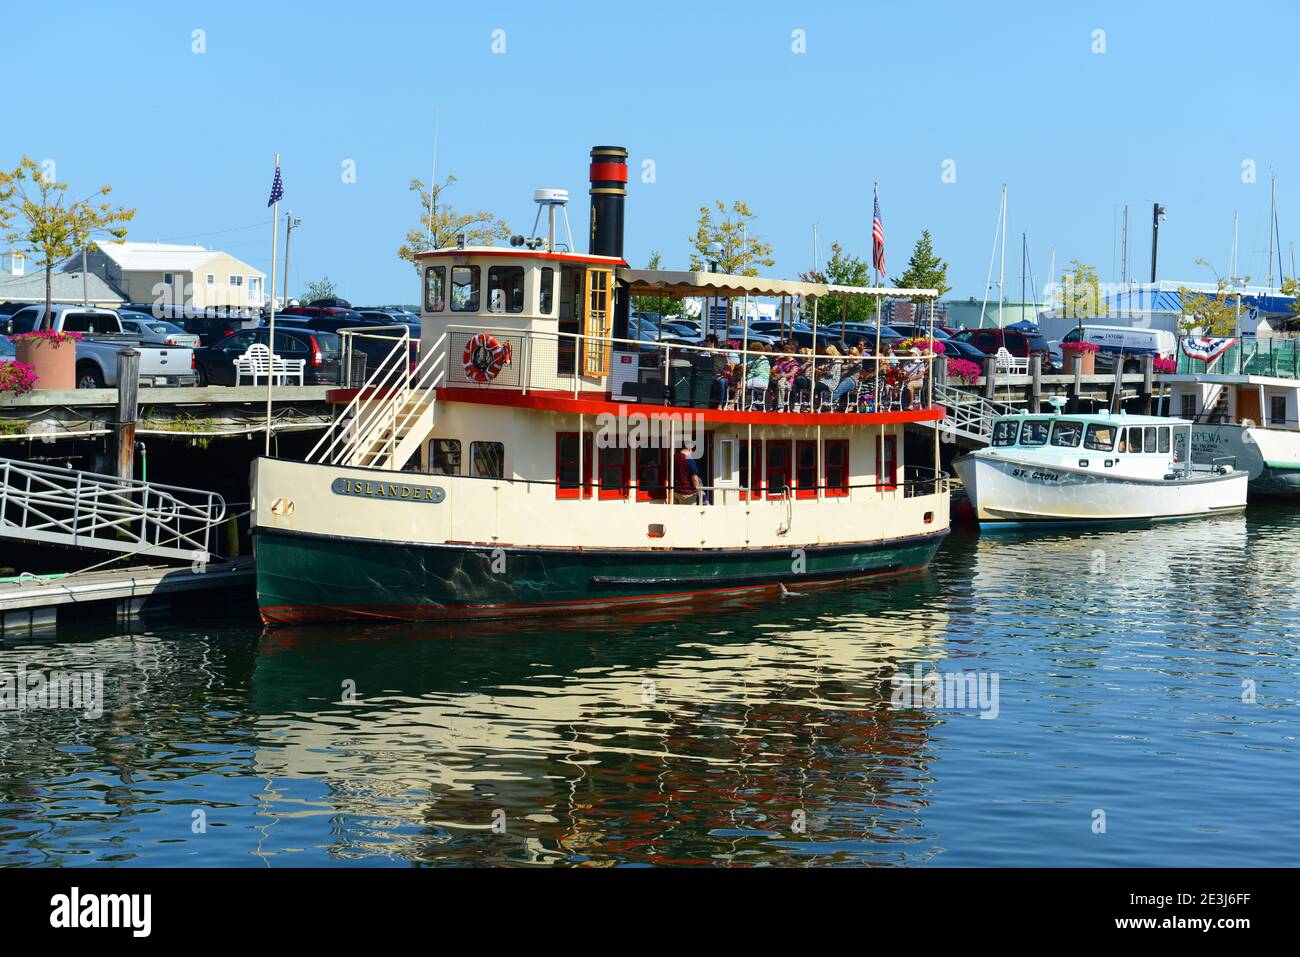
[77,241,266,311]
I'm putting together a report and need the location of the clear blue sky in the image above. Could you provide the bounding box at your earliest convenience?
[8,0,1297,304]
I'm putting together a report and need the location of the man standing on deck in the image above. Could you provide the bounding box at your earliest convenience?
[673,446,704,505]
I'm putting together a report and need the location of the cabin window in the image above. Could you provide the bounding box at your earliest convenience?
[991,420,1020,447]
[1180,394,1196,420]
[487,265,525,314]
[636,447,667,502]
[450,265,480,312]
[824,439,849,497]
[1144,427,1158,453]
[1020,421,1050,446]
[1158,428,1170,453]
[1269,395,1287,425]
[1050,420,1084,448]
[795,440,819,499]
[428,438,460,475]
[766,440,792,498]
[424,266,446,312]
[1084,424,1116,451]
[470,441,504,478]
[598,445,630,499]
[739,440,763,500]
[556,432,592,499]
[539,267,555,315]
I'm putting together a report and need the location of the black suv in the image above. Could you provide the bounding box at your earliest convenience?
[194,327,342,386]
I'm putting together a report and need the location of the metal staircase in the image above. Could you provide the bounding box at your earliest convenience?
[0,458,226,562]
[306,328,446,471]
[929,384,1025,446]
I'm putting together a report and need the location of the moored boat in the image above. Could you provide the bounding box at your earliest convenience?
[953,407,1248,528]
[250,146,952,623]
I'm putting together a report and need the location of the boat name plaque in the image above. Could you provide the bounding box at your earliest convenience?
[331,477,446,503]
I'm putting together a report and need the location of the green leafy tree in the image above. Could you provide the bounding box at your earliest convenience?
[1059,259,1106,319]
[891,230,951,300]
[299,277,338,304]
[1280,277,1300,324]
[799,241,877,327]
[633,250,681,322]
[397,174,510,272]
[1,156,135,322]
[688,200,775,276]
[1179,280,1245,337]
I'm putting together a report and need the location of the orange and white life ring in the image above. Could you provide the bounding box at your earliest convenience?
[463,333,511,383]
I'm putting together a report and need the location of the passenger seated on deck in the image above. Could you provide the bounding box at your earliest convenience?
[743,344,770,404]
[815,344,844,406]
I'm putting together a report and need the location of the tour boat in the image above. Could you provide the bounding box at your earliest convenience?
[953,406,1248,528]
[1164,366,1300,496]
[249,146,951,623]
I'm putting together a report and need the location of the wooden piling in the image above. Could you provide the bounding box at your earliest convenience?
[116,349,140,482]
[1030,354,1042,413]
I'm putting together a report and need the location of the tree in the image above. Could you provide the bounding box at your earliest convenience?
[1178,279,1244,337]
[1,156,134,323]
[1279,277,1300,325]
[799,241,877,327]
[1059,259,1106,319]
[300,277,337,304]
[891,230,951,300]
[688,200,774,276]
[633,251,681,322]
[397,174,510,272]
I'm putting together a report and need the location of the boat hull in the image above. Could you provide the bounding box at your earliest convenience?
[953,453,1248,528]
[1191,422,1300,497]
[254,526,948,623]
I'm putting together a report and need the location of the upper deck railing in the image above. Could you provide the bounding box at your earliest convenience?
[1174,336,1300,379]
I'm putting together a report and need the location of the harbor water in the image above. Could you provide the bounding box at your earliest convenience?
[2,508,1297,867]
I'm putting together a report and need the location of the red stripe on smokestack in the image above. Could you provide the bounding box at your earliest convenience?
[589,162,628,183]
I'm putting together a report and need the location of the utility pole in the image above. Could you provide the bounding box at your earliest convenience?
[1150,202,1166,284]
[282,211,301,307]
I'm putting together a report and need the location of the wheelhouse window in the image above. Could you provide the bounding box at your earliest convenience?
[539,267,555,315]
[556,432,592,499]
[428,438,460,475]
[470,441,504,478]
[1020,421,1050,446]
[598,445,630,499]
[824,440,849,497]
[450,265,480,312]
[1050,420,1084,447]
[487,265,525,314]
[991,420,1020,447]
[1144,427,1158,453]
[1084,424,1116,451]
[424,265,446,312]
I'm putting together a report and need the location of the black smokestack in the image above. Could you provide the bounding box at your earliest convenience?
[588,146,627,258]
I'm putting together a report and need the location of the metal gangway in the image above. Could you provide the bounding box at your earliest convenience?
[0,457,226,563]
[929,384,1024,446]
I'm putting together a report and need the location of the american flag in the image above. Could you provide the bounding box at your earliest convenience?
[267,164,284,207]
[872,184,885,278]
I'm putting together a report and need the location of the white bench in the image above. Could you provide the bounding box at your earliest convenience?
[234,342,306,385]
[993,347,1029,375]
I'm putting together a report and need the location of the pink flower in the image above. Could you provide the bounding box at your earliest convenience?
[947,358,982,384]
[12,329,83,346]
[0,360,40,395]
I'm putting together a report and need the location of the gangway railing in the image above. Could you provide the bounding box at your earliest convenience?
[0,457,226,562]
[931,383,1023,444]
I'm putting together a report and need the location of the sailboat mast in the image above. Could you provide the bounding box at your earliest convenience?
[1268,169,1276,292]
[997,186,1007,328]
[978,186,1004,329]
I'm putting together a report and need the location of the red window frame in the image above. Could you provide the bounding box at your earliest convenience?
[598,444,630,499]
[635,447,668,502]
[766,440,793,499]
[876,434,897,492]
[556,432,592,499]
[795,439,818,499]
[739,439,763,500]
[824,439,849,497]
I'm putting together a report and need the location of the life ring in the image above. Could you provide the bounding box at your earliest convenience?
[463,333,511,383]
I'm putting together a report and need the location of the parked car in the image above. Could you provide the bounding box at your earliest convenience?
[279,305,368,324]
[117,311,202,348]
[951,327,1058,370]
[1060,324,1176,372]
[270,315,416,376]
[194,327,342,386]
[2,304,197,388]
[117,302,261,346]
[356,308,420,325]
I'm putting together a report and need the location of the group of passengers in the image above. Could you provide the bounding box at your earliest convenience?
[702,335,928,412]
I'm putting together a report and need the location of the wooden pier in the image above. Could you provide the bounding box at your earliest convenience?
[0,556,255,635]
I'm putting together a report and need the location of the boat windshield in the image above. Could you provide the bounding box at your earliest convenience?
[1050,420,1084,447]
[991,420,1020,447]
[1019,421,1051,446]
[1084,423,1116,451]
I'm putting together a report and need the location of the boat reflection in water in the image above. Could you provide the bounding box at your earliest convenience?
[249,576,952,865]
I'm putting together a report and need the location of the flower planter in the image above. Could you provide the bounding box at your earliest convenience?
[15,337,76,390]
[1064,350,1096,375]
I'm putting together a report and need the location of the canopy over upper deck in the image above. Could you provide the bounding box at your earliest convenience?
[617,268,939,301]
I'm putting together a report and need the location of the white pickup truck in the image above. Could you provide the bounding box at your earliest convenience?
[3,304,198,388]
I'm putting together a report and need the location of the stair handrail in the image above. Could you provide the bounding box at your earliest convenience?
[305,327,414,465]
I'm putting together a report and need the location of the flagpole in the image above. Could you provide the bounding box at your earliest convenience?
[265,154,281,456]
[873,182,882,412]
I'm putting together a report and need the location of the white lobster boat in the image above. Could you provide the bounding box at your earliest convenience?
[248,145,952,623]
[953,408,1248,528]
